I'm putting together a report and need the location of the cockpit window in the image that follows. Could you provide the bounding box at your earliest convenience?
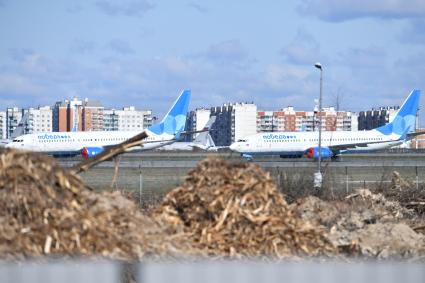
[237,139,247,142]
[12,139,23,142]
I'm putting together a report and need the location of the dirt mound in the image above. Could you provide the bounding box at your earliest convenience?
[391,171,414,191]
[0,149,188,260]
[3,149,423,261]
[346,189,415,219]
[292,189,425,258]
[291,196,341,227]
[155,157,336,258]
[329,223,425,259]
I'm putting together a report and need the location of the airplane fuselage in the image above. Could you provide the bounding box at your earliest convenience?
[6,130,175,156]
[230,130,402,157]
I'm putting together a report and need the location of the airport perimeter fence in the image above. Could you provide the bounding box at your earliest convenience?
[1,260,425,283]
[272,163,425,200]
[73,155,425,206]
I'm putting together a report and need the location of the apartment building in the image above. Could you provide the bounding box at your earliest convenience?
[358,106,399,131]
[209,102,257,146]
[82,99,104,131]
[257,107,358,133]
[6,107,22,139]
[0,111,6,139]
[103,107,152,131]
[23,106,52,134]
[185,108,212,141]
[52,97,103,132]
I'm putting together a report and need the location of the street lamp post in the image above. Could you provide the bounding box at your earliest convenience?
[314,62,323,188]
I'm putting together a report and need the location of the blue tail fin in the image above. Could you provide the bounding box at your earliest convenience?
[377,89,421,136]
[148,90,191,136]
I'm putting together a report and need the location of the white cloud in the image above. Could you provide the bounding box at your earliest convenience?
[188,2,208,14]
[203,40,251,67]
[298,0,425,22]
[398,19,425,45]
[107,39,135,55]
[66,2,84,14]
[95,0,154,17]
[263,64,310,91]
[0,73,44,95]
[336,46,387,68]
[70,39,96,54]
[280,28,321,65]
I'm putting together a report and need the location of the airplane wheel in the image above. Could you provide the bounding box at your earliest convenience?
[331,155,341,161]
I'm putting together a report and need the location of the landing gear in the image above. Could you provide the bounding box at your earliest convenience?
[331,154,341,161]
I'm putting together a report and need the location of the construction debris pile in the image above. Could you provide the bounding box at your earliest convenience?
[1,149,424,261]
[384,171,425,215]
[292,190,425,259]
[155,157,336,258]
[0,150,189,260]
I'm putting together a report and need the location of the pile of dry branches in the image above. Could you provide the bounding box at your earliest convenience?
[0,149,188,260]
[155,157,336,258]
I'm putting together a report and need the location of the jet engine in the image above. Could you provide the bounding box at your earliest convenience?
[305,147,333,159]
[81,147,105,159]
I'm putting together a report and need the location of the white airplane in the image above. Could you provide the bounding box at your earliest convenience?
[230,89,421,160]
[158,116,218,151]
[6,90,191,158]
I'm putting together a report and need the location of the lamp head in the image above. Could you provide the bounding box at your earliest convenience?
[314,62,322,70]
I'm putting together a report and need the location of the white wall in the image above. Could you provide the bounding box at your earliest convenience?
[0,111,6,139]
[28,106,53,133]
[116,108,151,131]
[195,109,211,132]
[234,103,257,142]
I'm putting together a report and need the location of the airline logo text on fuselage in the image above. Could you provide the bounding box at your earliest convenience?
[37,134,72,140]
[262,134,297,140]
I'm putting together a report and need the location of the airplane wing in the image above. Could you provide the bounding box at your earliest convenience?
[180,116,216,140]
[324,128,410,153]
[325,139,400,153]
[0,139,11,147]
[406,132,425,139]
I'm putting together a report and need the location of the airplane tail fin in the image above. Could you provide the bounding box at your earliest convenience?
[147,90,191,137]
[376,89,421,137]
[11,112,29,139]
[193,116,216,145]
[205,133,216,148]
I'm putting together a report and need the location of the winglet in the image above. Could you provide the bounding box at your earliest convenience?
[148,90,191,136]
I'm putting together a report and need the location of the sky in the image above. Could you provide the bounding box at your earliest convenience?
[1,0,425,123]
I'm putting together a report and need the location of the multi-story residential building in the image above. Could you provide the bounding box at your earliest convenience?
[358,106,399,131]
[257,107,358,133]
[209,102,257,146]
[185,108,211,141]
[82,99,103,131]
[68,97,83,131]
[103,109,119,131]
[0,111,6,139]
[53,98,83,132]
[52,97,105,132]
[103,107,152,131]
[116,107,150,131]
[6,107,22,139]
[315,107,358,132]
[233,103,257,142]
[52,100,68,132]
[23,106,52,134]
